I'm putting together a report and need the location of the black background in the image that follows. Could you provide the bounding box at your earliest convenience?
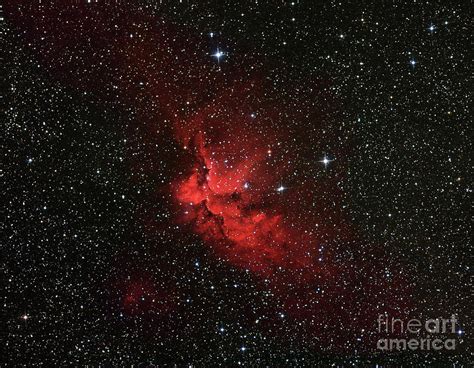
[3,1,471,366]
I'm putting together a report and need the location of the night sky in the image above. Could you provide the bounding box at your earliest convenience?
[3,1,472,366]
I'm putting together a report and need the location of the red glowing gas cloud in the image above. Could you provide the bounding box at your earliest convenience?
[172,81,329,278]
[5,1,412,350]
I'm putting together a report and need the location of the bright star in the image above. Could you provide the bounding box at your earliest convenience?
[320,155,333,167]
[276,185,286,192]
[212,48,225,61]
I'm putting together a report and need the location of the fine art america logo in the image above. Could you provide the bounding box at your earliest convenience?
[377,314,463,351]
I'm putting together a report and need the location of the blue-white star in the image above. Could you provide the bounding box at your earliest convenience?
[320,155,333,167]
[212,48,225,61]
[276,185,286,192]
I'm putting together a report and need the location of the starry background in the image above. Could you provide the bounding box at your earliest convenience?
[2,0,472,367]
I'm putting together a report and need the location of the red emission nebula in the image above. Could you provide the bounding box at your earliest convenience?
[5,1,411,351]
[174,84,318,277]
[171,80,410,349]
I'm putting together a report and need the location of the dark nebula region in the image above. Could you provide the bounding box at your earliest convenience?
[5,1,415,354]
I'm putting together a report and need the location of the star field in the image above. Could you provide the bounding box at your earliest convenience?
[2,1,472,366]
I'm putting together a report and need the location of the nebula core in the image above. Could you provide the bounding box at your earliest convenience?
[173,83,322,277]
